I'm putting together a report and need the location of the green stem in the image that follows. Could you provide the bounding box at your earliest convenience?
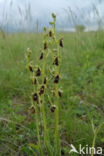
[41,50,53,156]
[31,72,43,156]
[54,84,60,156]
[34,102,43,156]
[91,122,104,156]
[54,44,61,156]
[91,133,97,156]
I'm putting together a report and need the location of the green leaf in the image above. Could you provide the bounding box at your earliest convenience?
[28,143,39,151]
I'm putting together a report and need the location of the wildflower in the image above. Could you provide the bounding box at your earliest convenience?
[44,42,47,50]
[54,75,59,83]
[58,90,62,97]
[39,52,43,60]
[54,57,58,66]
[59,38,63,48]
[51,105,56,112]
[44,77,47,84]
[33,78,37,85]
[31,106,35,114]
[49,30,52,37]
[28,65,33,72]
[33,93,38,102]
[39,85,45,95]
[36,67,41,76]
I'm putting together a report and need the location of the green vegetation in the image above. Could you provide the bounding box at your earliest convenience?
[26,14,62,156]
[75,25,85,32]
[0,25,104,155]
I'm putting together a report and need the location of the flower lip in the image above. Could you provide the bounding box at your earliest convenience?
[39,52,43,60]
[33,78,37,85]
[58,90,62,97]
[44,26,46,32]
[33,93,38,102]
[39,85,45,95]
[49,30,52,37]
[36,67,41,76]
[44,77,47,84]
[31,106,35,114]
[51,105,56,112]
[44,42,47,50]
[59,38,63,48]
[29,65,33,72]
[54,57,58,66]
[54,75,59,83]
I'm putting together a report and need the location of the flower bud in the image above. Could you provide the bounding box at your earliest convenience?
[52,13,56,19]
[44,26,46,32]
[27,48,32,54]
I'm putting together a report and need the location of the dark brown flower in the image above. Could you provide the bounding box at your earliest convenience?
[39,52,43,60]
[33,78,37,85]
[54,75,59,83]
[49,30,52,37]
[44,42,47,50]
[31,106,35,114]
[51,105,56,112]
[39,85,45,95]
[33,93,38,102]
[29,65,33,72]
[58,90,62,97]
[54,57,58,66]
[36,68,41,76]
[44,77,47,84]
[59,38,63,48]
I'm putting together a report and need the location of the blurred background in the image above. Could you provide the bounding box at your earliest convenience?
[0,0,104,33]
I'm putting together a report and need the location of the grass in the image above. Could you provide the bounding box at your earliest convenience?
[0,30,104,155]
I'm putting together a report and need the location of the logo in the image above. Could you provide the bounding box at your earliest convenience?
[69,144,103,155]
